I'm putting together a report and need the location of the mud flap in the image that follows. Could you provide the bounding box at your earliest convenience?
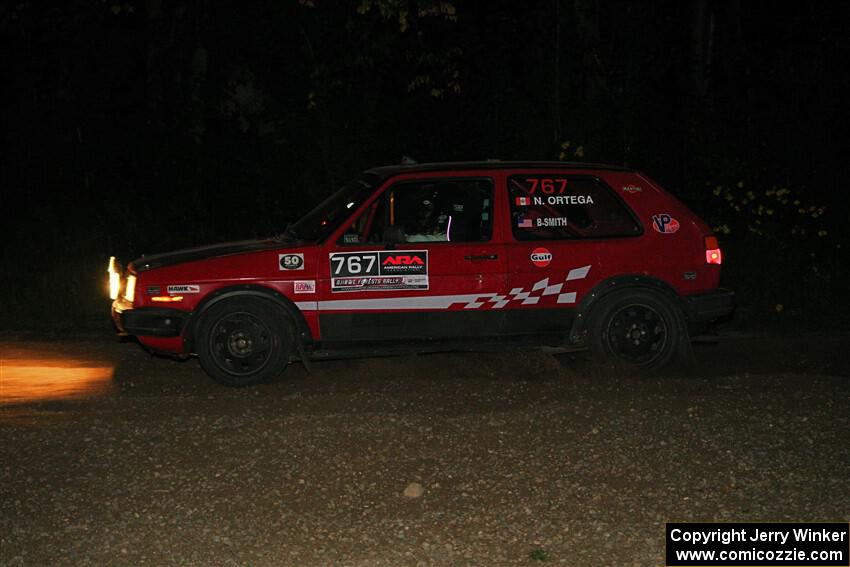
[295,338,313,374]
[676,322,696,367]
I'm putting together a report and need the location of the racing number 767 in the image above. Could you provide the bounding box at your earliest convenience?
[330,253,377,276]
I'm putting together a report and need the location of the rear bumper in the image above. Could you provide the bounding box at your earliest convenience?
[682,288,736,325]
[112,299,189,337]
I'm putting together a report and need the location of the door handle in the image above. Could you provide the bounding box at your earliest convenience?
[464,254,498,261]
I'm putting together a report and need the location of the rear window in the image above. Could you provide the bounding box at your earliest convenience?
[508,174,641,240]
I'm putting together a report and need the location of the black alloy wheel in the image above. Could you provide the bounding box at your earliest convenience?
[587,289,685,373]
[196,297,292,386]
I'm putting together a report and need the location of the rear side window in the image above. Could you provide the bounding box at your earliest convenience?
[338,178,494,245]
[508,174,641,240]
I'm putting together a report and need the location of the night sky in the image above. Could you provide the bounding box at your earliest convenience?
[2,1,848,328]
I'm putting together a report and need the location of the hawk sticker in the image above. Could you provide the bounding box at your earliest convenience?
[166,284,200,294]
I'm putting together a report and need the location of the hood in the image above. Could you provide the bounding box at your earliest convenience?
[130,239,280,272]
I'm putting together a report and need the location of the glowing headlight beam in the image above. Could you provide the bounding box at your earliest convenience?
[108,256,120,300]
[124,274,136,303]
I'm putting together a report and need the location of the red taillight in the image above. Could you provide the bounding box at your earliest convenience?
[705,235,722,265]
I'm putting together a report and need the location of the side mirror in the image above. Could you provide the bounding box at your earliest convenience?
[382,225,405,246]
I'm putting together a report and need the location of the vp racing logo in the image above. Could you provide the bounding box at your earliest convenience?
[651,213,680,234]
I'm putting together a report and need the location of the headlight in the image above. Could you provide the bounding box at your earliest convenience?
[124,275,136,303]
[108,256,121,300]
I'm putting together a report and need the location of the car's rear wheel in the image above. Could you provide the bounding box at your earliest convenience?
[196,297,292,386]
[587,289,687,373]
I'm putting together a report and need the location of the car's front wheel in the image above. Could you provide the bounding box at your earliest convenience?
[196,297,292,386]
[587,289,688,373]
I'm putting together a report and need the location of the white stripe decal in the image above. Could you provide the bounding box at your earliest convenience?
[542,283,563,296]
[557,292,577,304]
[294,264,592,312]
[566,265,591,281]
[317,294,497,311]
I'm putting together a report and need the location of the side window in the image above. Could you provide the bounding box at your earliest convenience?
[337,201,378,246]
[508,175,641,240]
[339,178,493,245]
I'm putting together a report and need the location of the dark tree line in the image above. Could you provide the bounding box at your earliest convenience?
[2,1,848,327]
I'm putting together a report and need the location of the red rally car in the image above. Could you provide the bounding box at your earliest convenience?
[109,161,734,386]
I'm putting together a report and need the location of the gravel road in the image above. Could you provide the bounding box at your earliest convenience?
[1,332,849,566]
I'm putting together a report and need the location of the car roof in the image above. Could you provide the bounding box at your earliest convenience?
[365,160,633,181]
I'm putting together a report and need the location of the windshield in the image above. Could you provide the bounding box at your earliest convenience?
[287,174,380,241]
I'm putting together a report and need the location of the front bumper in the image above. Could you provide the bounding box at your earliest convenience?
[682,288,736,326]
[112,299,189,337]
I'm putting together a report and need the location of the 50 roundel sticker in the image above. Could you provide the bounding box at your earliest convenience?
[530,247,552,268]
[279,253,304,270]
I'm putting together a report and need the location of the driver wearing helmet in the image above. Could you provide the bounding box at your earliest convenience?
[406,193,449,242]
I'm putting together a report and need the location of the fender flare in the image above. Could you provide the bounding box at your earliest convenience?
[183,284,313,354]
[569,274,683,344]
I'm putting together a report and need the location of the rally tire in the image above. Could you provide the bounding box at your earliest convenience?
[586,288,688,374]
[196,297,293,387]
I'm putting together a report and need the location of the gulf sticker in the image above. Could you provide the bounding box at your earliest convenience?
[651,213,680,234]
[530,247,552,268]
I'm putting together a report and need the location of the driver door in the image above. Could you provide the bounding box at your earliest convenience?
[317,175,507,343]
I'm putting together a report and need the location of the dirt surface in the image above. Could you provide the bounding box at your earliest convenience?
[1,332,849,566]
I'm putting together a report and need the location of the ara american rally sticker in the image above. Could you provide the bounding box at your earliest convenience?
[651,213,680,234]
[329,251,429,292]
